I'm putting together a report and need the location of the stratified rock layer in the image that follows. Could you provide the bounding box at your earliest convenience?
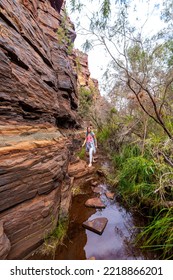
[0,0,100,260]
[0,0,78,128]
[0,0,79,259]
[0,125,73,259]
[0,222,11,259]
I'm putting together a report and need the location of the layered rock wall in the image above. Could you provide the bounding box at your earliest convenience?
[0,0,78,259]
[0,0,100,259]
[0,0,78,128]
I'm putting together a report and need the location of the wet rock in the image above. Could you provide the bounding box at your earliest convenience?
[88,256,96,260]
[91,186,103,194]
[85,198,106,208]
[83,217,108,235]
[0,222,11,260]
[91,181,98,186]
[105,192,115,200]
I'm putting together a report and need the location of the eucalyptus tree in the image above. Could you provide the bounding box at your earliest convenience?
[68,0,173,139]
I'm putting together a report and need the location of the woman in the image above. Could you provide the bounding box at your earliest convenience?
[82,126,97,167]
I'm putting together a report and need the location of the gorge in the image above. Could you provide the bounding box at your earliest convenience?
[0,0,99,259]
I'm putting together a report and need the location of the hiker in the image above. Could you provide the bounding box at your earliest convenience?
[82,126,97,167]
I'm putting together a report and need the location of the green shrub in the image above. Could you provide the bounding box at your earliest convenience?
[97,126,111,143]
[112,144,141,168]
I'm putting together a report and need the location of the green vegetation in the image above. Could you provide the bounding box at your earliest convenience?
[41,217,69,258]
[57,14,74,55]
[78,86,94,118]
[76,146,85,159]
[137,208,173,259]
[67,0,173,259]
[97,122,173,258]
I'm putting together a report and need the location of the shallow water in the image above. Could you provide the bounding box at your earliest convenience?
[54,182,147,260]
[29,159,153,260]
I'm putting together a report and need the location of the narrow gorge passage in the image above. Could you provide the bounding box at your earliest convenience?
[29,150,154,260]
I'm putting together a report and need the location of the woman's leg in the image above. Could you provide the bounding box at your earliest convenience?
[88,146,94,167]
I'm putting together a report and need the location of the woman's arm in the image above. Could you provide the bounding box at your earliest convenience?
[82,138,86,147]
[93,134,97,148]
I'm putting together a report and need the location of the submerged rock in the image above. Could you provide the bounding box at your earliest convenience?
[83,217,108,235]
[85,197,106,208]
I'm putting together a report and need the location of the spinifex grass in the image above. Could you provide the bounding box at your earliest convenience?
[136,208,173,259]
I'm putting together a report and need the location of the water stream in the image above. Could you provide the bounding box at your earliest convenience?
[30,157,153,260]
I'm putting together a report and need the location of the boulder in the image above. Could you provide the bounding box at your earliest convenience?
[91,186,104,194]
[105,192,115,200]
[85,197,106,208]
[83,217,108,235]
[91,181,98,186]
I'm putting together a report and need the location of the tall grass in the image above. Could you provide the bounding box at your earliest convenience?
[109,141,173,259]
[136,208,173,259]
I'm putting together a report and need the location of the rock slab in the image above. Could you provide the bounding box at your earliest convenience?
[83,217,108,235]
[85,197,106,208]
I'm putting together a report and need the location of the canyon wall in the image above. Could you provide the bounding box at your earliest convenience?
[0,0,78,259]
[0,0,99,259]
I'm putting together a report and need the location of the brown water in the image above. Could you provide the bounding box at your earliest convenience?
[54,182,147,260]
[29,159,154,260]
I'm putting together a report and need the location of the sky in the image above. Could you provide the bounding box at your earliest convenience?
[66,0,166,95]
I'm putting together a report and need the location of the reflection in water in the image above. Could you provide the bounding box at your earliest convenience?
[54,183,147,260]
[29,160,152,260]
[83,184,144,260]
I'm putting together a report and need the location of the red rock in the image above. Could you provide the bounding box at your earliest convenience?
[68,160,86,177]
[91,186,103,194]
[0,0,78,128]
[0,222,11,260]
[91,181,98,186]
[88,256,96,260]
[85,198,106,208]
[105,192,115,200]
[83,217,108,235]
[0,0,100,260]
[0,188,61,260]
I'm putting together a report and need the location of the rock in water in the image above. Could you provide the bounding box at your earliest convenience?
[105,192,115,200]
[83,217,108,235]
[85,197,106,208]
[91,186,103,194]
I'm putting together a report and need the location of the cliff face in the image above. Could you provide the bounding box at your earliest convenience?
[0,0,79,260]
[72,49,100,98]
[0,0,100,260]
[0,0,78,128]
